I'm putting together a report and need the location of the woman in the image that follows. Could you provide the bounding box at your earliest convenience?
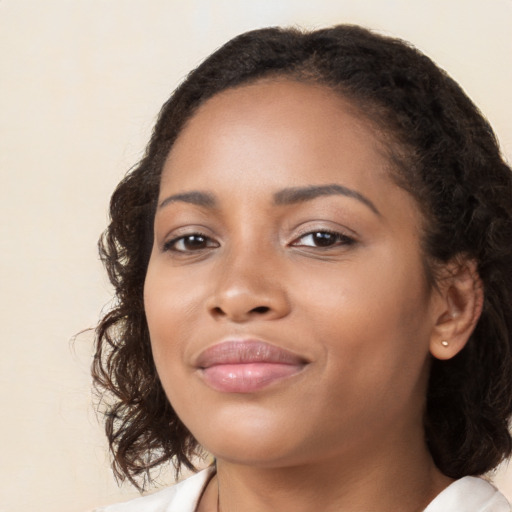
[93,25,512,511]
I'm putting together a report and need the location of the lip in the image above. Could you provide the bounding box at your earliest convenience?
[195,340,309,393]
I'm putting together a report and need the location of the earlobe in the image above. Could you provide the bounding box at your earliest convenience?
[429,259,484,361]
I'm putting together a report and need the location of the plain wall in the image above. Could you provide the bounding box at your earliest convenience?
[1,1,511,511]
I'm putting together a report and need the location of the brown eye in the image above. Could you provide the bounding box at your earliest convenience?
[293,231,355,248]
[164,234,219,252]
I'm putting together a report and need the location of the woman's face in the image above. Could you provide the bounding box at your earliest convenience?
[144,80,442,468]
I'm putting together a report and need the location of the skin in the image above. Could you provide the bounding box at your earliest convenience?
[144,80,464,511]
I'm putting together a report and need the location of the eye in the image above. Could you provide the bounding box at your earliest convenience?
[163,233,219,253]
[291,230,355,248]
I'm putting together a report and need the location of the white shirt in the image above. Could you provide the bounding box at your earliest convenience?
[95,469,510,512]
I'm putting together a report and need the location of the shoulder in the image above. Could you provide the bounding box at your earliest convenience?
[425,476,510,512]
[93,468,214,512]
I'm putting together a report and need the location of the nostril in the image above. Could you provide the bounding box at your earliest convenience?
[212,306,225,316]
[251,306,270,314]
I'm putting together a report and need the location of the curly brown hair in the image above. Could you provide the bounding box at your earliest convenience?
[93,25,512,490]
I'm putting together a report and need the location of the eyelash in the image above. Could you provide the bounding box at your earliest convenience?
[163,232,219,253]
[163,229,355,253]
[291,229,356,249]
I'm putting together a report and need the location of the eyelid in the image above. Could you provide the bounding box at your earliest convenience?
[160,224,220,252]
[291,229,356,247]
[289,220,358,242]
[162,232,220,253]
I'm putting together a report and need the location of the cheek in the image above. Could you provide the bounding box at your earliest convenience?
[302,244,429,322]
[143,260,200,374]
[297,246,433,373]
[301,270,432,430]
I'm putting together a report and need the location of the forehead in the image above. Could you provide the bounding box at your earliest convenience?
[161,79,393,193]
[157,79,424,249]
[186,79,369,136]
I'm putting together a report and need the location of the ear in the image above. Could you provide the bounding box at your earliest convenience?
[429,259,484,360]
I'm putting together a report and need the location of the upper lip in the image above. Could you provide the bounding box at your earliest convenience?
[195,340,309,369]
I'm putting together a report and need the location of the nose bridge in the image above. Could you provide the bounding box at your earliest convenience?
[208,234,289,322]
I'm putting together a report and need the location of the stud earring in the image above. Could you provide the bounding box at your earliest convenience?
[441,340,449,347]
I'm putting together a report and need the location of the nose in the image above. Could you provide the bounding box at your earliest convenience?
[206,251,291,323]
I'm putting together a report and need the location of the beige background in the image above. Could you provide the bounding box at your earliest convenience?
[1,1,511,511]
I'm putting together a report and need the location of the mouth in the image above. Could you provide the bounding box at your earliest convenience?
[195,340,309,393]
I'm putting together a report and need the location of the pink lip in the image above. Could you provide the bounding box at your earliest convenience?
[196,340,308,393]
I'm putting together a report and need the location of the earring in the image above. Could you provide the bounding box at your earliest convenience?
[441,340,449,347]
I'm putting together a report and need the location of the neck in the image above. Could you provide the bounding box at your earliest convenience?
[198,428,452,512]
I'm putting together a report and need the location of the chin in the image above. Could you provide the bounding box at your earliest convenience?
[186,407,307,467]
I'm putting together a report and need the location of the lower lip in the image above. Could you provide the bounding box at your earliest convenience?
[200,363,304,393]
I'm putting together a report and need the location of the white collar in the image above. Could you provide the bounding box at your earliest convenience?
[424,476,510,511]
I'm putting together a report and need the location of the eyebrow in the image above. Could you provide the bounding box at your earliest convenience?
[158,191,216,209]
[273,184,380,215]
[158,183,380,216]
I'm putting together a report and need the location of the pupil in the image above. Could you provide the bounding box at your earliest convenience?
[314,232,334,247]
[186,235,205,248]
